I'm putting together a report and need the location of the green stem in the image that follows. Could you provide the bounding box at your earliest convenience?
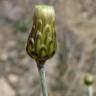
[88,86,93,96]
[37,64,48,96]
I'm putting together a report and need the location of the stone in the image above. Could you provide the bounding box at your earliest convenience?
[0,53,8,61]
[0,77,15,96]
[8,73,19,84]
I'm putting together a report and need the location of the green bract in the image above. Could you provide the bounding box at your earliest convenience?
[26,5,56,64]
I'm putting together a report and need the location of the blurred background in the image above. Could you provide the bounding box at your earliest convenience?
[0,0,96,96]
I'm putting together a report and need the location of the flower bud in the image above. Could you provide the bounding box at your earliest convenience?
[26,5,56,64]
[84,73,93,86]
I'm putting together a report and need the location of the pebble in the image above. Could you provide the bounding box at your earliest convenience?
[0,77,15,96]
[0,53,8,61]
[8,73,19,84]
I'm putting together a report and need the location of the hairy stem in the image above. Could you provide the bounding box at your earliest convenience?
[88,86,93,96]
[37,64,48,96]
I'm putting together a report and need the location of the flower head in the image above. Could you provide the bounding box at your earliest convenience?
[26,5,56,64]
[84,73,94,86]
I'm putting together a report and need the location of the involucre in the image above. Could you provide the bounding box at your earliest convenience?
[26,5,57,64]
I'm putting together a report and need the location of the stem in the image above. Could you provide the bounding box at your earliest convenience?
[88,86,93,96]
[37,64,48,96]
